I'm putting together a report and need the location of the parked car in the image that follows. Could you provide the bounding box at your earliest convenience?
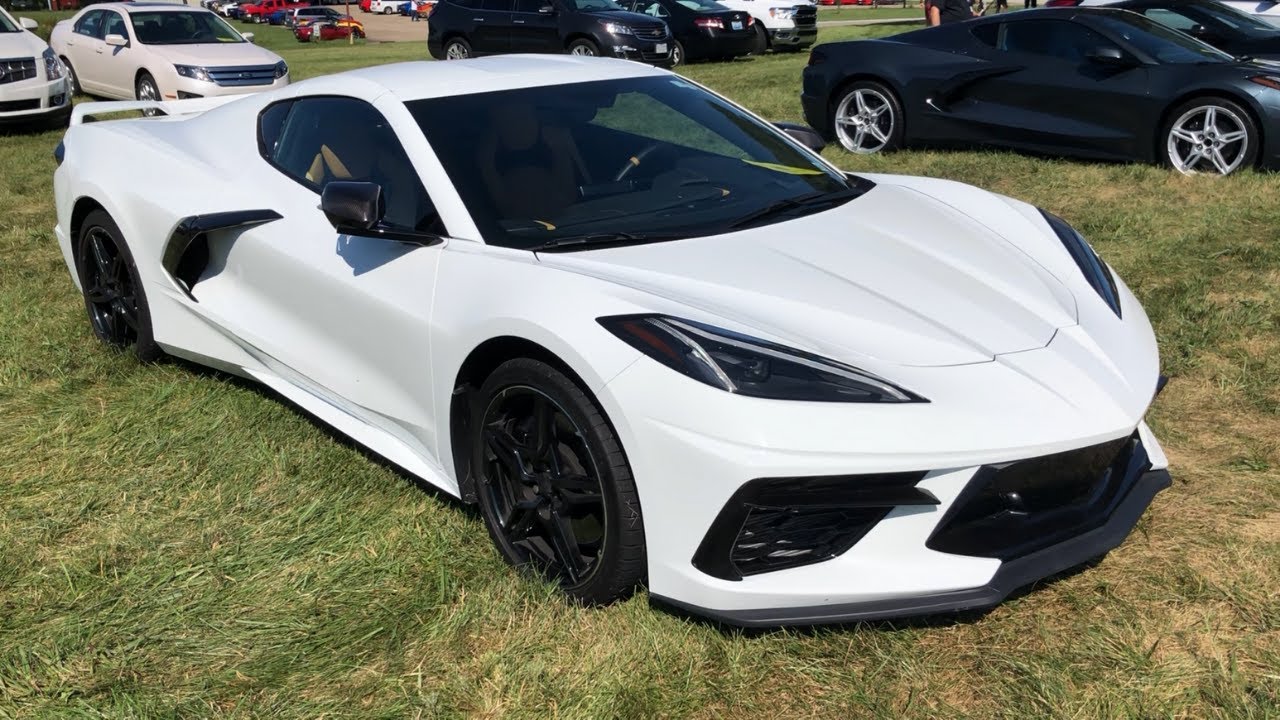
[295,18,365,37]
[55,54,1171,628]
[368,0,402,11]
[803,7,1280,174]
[0,6,72,127]
[427,0,673,65]
[715,0,814,52]
[288,5,349,25]
[617,0,755,65]
[267,8,290,23]
[1051,0,1280,57]
[359,0,373,10]
[241,0,310,22]
[50,4,289,102]
[1047,0,1280,26]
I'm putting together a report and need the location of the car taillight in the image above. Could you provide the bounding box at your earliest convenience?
[694,16,724,29]
[747,15,754,25]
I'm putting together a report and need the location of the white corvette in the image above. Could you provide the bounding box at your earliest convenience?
[52,56,1170,627]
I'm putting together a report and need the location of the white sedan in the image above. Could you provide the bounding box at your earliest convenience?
[52,57,1170,627]
[0,7,71,127]
[50,4,288,102]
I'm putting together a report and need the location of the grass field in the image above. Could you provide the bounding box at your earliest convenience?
[1,17,1278,719]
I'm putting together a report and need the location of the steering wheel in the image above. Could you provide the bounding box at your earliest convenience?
[614,142,669,182]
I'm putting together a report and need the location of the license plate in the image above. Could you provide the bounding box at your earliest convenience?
[655,42,667,53]
[731,20,742,30]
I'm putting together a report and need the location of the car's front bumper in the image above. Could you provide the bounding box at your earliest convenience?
[598,322,1167,627]
[162,73,290,101]
[0,75,71,125]
[606,37,675,66]
[768,24,817,48]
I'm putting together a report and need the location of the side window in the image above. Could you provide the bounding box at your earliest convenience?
[74,10,104,38]
[479,0,512,10]
[1142,8,1198,31]
[970,22,998,47]
[997,20,1110,63]
[103,11,128,39]
[265,97,444,235]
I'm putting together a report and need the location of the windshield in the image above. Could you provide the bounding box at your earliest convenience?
[677,0,728,9]
[1094,12,1233,63]
[407,76,861,249]
[131,11,245,44]
[1143,1,1278,39]
[561,0,625,11]
[0,9,19,32]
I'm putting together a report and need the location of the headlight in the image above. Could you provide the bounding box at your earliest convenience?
[769,6,795,18]
[274,60,288,78]
[175,64,213,82]
[599,315,925,403]
[41,48,64,81]
[1040,209,1121,318]
[600,21,633,34]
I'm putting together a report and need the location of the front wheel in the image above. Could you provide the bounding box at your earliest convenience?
[1162,97,1257,176]
[671,39,685,66]
[568,38,600,56]
[831,80,904,154]
[473,358,646,605]
[75,209,163,362]
[382,5,394,13]
[61,57,80,95]
[135,72,161,116]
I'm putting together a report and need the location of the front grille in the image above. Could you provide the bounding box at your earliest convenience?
[693,472,936,580]
[0,98,40,112]
[207,65,277,87]
[927,434,1148,560]
[793,5,816,27]
[0,57,38,86]
[632,24,667,41]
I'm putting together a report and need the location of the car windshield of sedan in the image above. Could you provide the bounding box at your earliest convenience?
[0,11,19,32]
[407,76,862,249]
[1162,1,1279,38]
[1094,12,1233,63]
[677,0,728,9]
[131,11,245,44]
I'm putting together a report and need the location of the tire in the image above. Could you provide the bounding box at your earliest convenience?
[750,23,768,55]
[1160,96,1258,176]
[382,5,394,13]
[830,79,904,154]
[75,209,163,362]
[135,72,161,116]
[472,358,646,606]
[61,57,80,96]
[443,37,471,59]
[567,38,600,56]
[671,39,685,66]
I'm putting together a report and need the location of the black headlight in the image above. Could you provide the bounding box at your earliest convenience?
[1040,210,1121,318]
[598,315,926,403]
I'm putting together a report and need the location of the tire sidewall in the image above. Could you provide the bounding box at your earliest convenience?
[831,79,905,154]
[672,39,684,66]
[444,37,470,59]
[1161,96,1258,175]
[568,38,599,56]
[471,358,645,604]
[76,209,163,362]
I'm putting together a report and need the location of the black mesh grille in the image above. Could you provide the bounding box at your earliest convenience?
[0,99,40,112]
[927,434,1148,560]
[793,6,817,27]
[0,57,37,86]
[731,506,891,576]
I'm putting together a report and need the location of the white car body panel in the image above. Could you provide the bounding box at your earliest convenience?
[50,4,287,101]
[51,56,1169,626]
[0,8,71,124]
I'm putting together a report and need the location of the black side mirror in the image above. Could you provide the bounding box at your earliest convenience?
[1086,45,1133,66]
[322,181,384,233]
[774,121,826,153]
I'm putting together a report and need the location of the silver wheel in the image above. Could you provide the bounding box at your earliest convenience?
[136,77,158,102]
[444,40,469,59]
[834,87,894,154]
[672,41,683,66]
[1167,104,1250,175]
[570,42,597,56]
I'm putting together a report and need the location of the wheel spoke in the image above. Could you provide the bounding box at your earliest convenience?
[502,497,541,539]
[854,91,869,114]
[90,233,114,279]
[867,124,888,143]
[1171,128,1197,144]
[853,128,866,149]
[529,395,556,459]
[868,103,889,118]
[541,508,584,584]
[85,283,114,304]
[1204,106,1217,132]
[836,116,857,127]
[115,301,139,331]
[485,426,532,481]
[1218,130,1246,145]
[1210,147,1232,175]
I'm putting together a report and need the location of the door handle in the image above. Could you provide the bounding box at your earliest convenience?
[513,18,525,22]
[472,16,484,20]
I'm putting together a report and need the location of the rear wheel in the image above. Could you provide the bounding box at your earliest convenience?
[831,80,903,154]
[1161,96,1257,176]
[473,358,646,605]
[75,209,163,362]
[568,38,600,56]
[750,22,768,54]
[444,37,471,59]
[382,5,394,12]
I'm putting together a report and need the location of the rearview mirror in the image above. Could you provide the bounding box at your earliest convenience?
[322,181,384,234]
[774,121,826,153]
[1086,45,1133,66]
[19,17,37,30]
[241,31,256,42]
[104,33,128,47]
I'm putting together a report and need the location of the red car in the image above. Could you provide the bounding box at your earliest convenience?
[359,0,372,11]
[295,20,366,40]
[242,0,310,22]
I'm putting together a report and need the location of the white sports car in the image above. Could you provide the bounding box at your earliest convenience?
[52,57,1170,627]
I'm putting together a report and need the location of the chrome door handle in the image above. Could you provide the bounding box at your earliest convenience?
[513,18,525,22]
[472,16,484,19]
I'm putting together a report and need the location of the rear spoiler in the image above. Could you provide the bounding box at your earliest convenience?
[71,95,247,126]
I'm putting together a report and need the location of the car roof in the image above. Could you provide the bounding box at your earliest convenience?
[304,56,669,102]
[88,3,216,12]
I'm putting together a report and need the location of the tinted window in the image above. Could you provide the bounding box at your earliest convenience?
[103,11,127,38]
[258,100,293,159]
[407,76,858,249]
[268,97,443,234]
[479,0,511,10]
[74,9,104,37]
[130,11,243,44]
[1141,8,1196,31]
[970,22,997,46]
[513,0,544,11]
[997,20,1110,62]
[1139,1,1275,38]
[1091,12,1231,62]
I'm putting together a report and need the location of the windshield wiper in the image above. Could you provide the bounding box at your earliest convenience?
[528,231,686,253]
[726,186,865,230]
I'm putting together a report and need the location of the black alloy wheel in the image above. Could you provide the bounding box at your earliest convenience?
[75,209,163,361]
[474,359,646,604]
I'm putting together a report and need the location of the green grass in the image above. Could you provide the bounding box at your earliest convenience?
[3,24,1280,719]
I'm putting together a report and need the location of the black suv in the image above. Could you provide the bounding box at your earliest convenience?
[427,0,674,65]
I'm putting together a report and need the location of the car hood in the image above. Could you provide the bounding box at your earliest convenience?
[144,41,282,66]
[537,182,1079,368]
[0,29,49,59]
[580,9,668,26]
